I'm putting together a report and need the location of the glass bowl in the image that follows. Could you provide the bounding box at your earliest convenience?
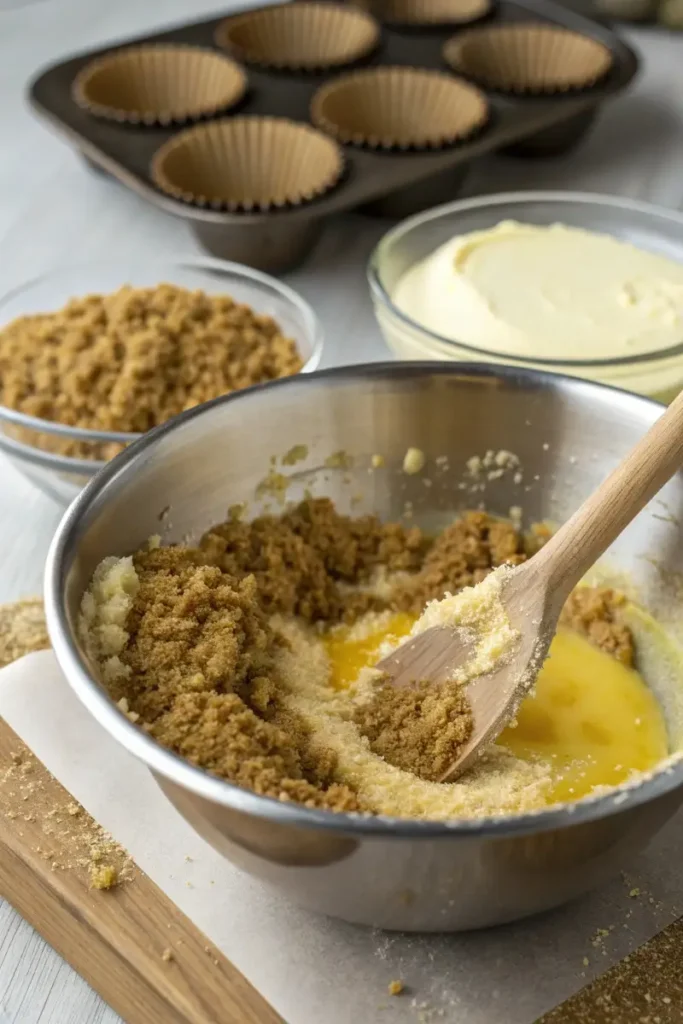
[368,190,683,404]
[0,258,323,506]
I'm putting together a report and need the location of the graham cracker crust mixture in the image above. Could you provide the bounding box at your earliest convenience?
[0,284,302,460]
[80,499,640,820]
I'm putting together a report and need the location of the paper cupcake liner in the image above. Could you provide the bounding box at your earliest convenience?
[443,23,613,94]
[214,2,380,72]
[354,0,491,27]
[310,66,489,150]
[151,116,345,211]
[72,44,247,126]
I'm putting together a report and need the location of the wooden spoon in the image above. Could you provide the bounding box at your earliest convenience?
[377,387,683,783]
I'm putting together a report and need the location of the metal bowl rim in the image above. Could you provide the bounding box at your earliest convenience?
[368,189,683,369]
[44,360,683,839]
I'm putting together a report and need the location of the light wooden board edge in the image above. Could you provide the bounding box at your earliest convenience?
[0,719,283,1024]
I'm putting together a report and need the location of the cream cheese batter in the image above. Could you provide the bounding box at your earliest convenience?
[392,221,683,361]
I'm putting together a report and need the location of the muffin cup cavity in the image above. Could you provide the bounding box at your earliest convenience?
[354,0,491,27]
[310,66,489,150]
[151,116,345,211]
[72,44,247,126]
[215,2,380,72]
[443,23,613,94]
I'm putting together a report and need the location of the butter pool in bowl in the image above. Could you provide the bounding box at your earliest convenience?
[369,191,683,403]
[46,363,683,931]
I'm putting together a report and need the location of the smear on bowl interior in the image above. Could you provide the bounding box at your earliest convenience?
[79,500,676,821]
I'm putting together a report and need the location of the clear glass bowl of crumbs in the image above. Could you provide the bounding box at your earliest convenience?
[368,191,683,404]
[0,259,323,506]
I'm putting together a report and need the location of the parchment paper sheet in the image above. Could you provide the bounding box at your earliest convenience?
[1,651,681,1023]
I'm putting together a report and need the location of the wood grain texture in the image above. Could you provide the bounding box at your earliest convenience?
[0,722,282,1024]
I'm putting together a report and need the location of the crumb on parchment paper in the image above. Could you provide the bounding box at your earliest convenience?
[0,597,49,668]
[0,596,134,890]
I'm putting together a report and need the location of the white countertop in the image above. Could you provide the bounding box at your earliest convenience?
[1,1,682,1021]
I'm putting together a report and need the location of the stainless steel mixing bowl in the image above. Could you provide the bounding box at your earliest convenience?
[44,363,683,932]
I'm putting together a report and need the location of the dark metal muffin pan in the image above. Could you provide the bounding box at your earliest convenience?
[28,0,638,272]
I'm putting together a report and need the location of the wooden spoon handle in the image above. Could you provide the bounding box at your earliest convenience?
[534,387,683,603]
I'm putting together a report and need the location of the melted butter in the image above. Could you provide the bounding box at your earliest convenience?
[324,613,414,690]
[323,617,668,806]
[501,629,668,802]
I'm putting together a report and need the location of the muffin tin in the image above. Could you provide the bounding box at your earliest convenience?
[28,0,638,272]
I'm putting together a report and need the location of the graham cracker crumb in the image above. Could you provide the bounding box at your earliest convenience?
[394,510,535,614]
[0,597,134,888]
[0,284,302,460]
[388,980,405,996]
[199,497,428,625]
[561,588,634,666]
[281,444,308,466]
[324,450,353,470]
[0,597,49,668]
[99,545,363,814]
[161,948,174,962]
[90,863,119,890]
[355,679,472,782]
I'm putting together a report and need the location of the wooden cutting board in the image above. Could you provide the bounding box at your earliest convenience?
[4,709,683,1024]
[0,718,282,1024]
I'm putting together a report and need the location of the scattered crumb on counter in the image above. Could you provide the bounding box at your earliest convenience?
[2,740,133,889]
[90,862,119,890]
[324,450,353,470]
[0,597,134,889]
[281,444,308,466]
[0,597,49,668]
[388,980,405,996]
